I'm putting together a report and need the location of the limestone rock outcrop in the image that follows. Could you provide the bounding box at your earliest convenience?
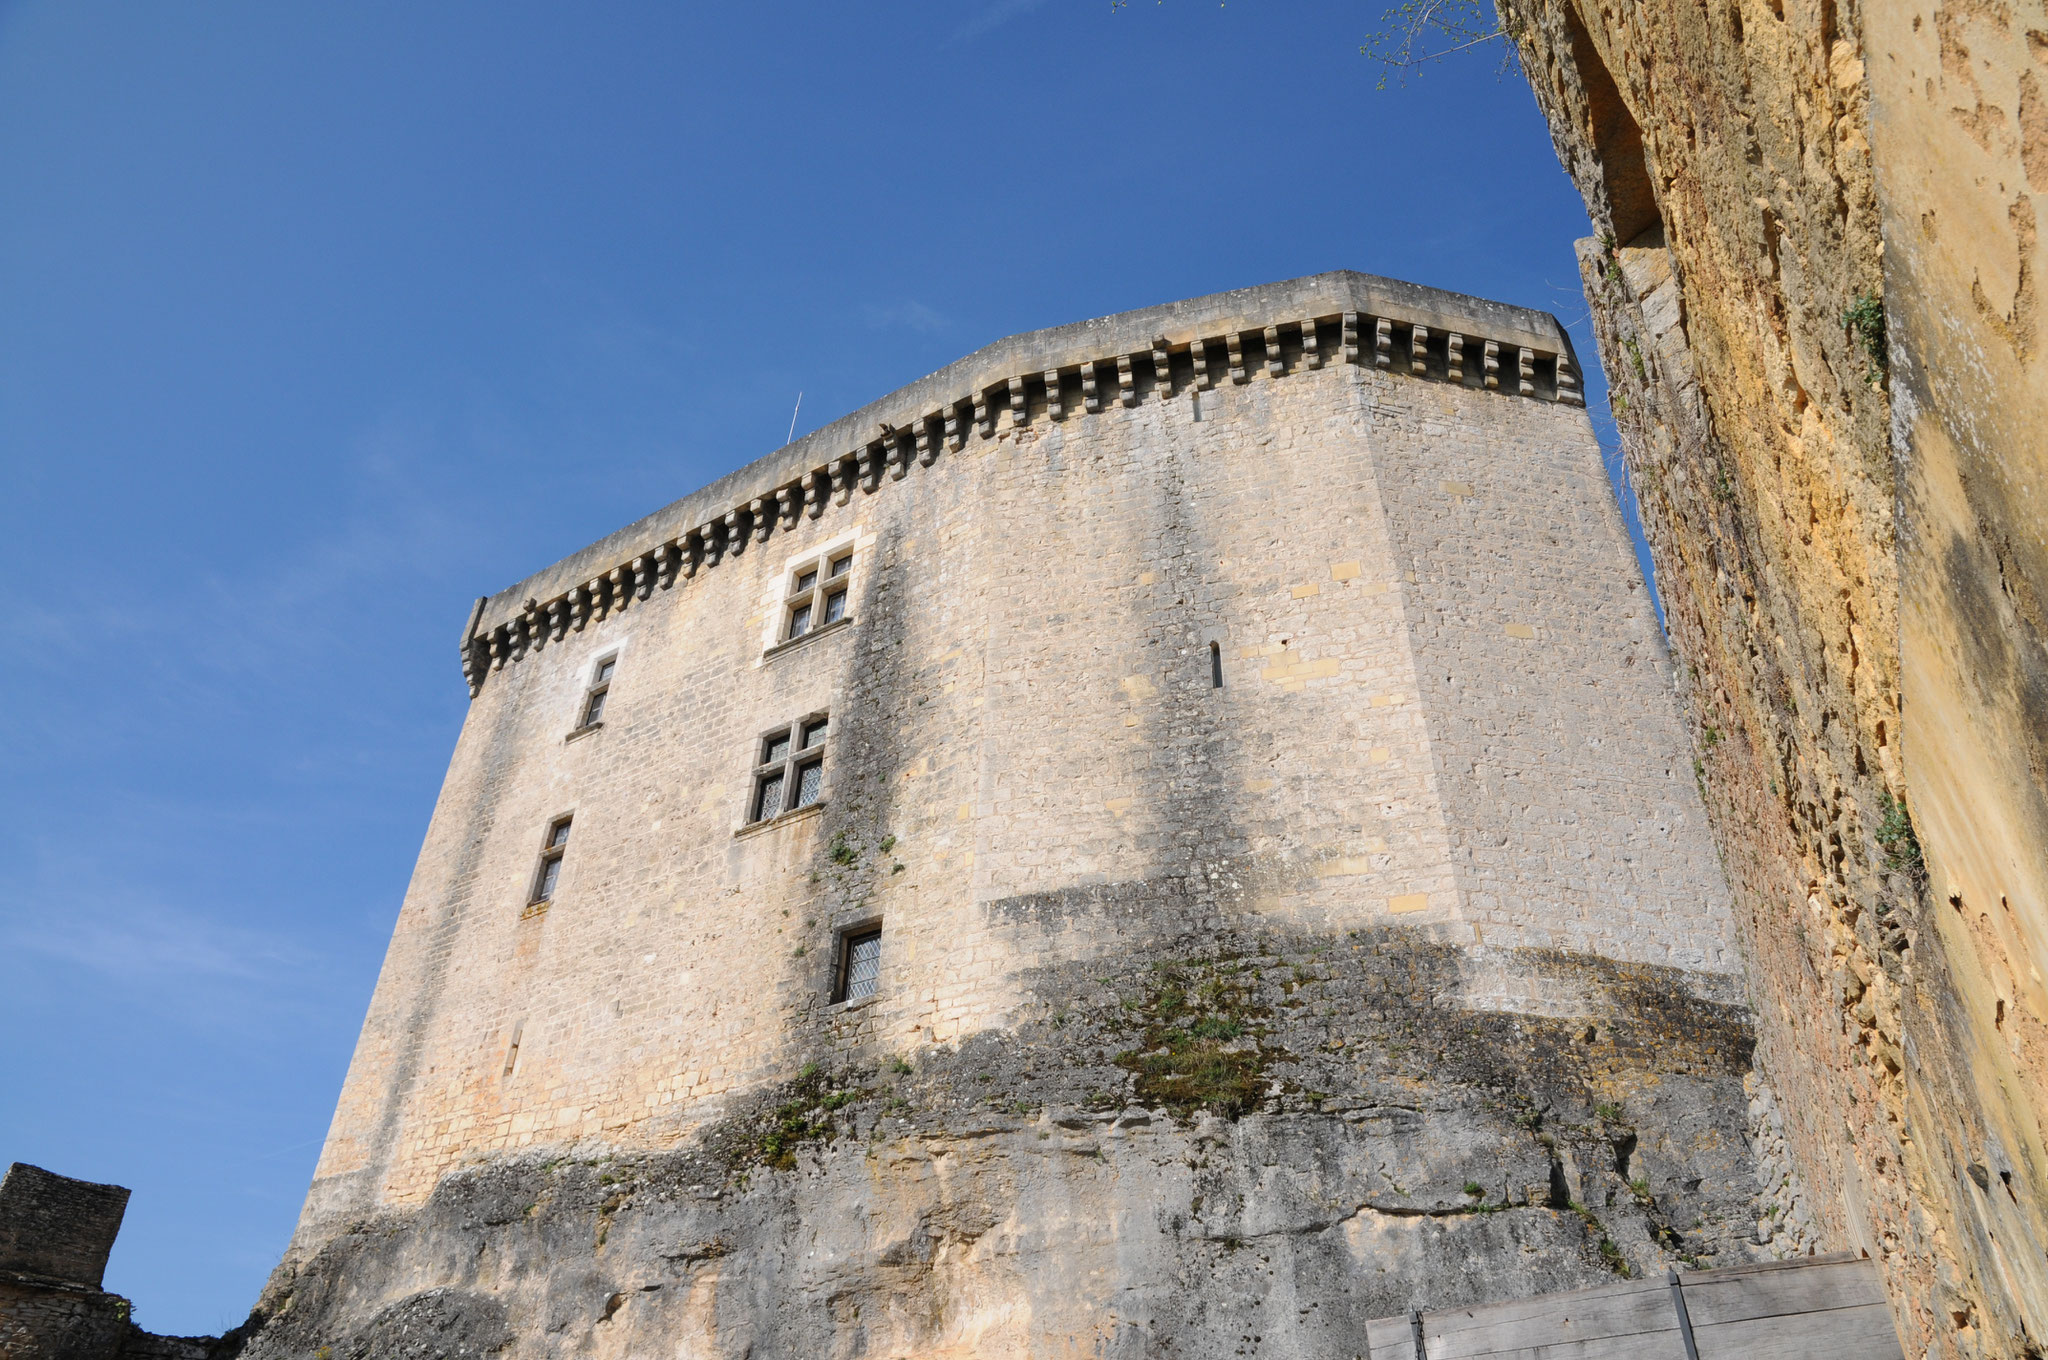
[243,932,1767,1359]
[1504,2,2048,1354]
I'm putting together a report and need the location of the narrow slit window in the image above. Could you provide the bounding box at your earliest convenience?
[780,549,855,644]
[750,712,828,823]
[836,927,881,1002]
[502,1019,525,1078]
[530,816,571,905]
[1210,641,1223,689]
[579,656,616,729]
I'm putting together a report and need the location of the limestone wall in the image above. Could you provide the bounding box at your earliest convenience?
[261,277,1768,1357]
[1504,2,2048,1354]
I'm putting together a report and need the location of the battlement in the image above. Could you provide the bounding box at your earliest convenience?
[459,271,1584,693]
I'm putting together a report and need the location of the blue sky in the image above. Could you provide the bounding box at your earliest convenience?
[0,1,1633,1335]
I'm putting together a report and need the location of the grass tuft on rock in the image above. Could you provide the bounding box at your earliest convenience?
[1114,961,1273,1119]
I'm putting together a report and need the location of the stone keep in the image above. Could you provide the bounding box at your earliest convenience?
[255,273,1771,1359]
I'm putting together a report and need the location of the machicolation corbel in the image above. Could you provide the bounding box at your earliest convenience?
[456,280,1587,695]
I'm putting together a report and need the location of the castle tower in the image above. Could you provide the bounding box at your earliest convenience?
[258,275,1761,1359]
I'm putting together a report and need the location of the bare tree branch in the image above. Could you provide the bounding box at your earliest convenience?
[1358,0,1519,89]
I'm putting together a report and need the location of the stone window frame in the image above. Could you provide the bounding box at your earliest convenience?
[767,546,855,654]
[526,814,573,914]
[831,920,883,1006]
[571,653,618,736]
[747,711,830,826]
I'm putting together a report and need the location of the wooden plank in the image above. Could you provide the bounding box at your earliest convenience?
[1432,1324,1681,1360]
[1361,1315,1417,1360]
[1382,1277,1666,1356]
[1418,1294,1677,1358]
[1402,1254,1873,1350]
[1361,1256,1896,1360]
[1677,1259,1887,1325]
[1408,1309,1889,1360]
[1366,1306,1897,1360]
[1695,1302,1905,1359]
[1676,1250,1862,1282]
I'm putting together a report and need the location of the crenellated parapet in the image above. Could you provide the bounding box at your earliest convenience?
[458,270,1585,695]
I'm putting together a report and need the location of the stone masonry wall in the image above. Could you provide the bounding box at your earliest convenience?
[0,1164,130,1289]
[0,1165,232,1360]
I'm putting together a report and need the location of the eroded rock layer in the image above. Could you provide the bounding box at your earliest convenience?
[244,929,1765,1360]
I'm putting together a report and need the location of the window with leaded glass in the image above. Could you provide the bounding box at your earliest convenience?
[749,712,828,824]
[781,549,853,643]
[834,926,881,1003]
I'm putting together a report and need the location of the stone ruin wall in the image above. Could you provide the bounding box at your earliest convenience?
[240,275,1784,1358]
[0,1163,221,1360]
[1504,1,2048,1355]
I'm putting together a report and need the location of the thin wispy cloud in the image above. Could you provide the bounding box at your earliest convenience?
[4,896,312,984]
[5,418,473,683]
[951,0,1053,43]
[863,300,950,333]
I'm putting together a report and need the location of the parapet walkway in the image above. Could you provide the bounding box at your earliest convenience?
[1363,1252,1902,1358]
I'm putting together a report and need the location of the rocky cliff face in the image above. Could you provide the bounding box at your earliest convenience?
[1503,1,2048,1354]
[237,928,1767,1359]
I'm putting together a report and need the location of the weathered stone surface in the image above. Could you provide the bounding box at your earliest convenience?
[0,1165,238,1360]
[245,929,1766,1358]
[238,275,1774,1355]
[1504,1,2048,1354]
[0,1165,130,1292]
[1864,7,2048,1351]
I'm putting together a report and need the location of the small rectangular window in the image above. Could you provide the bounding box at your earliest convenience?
[578,656,616,730]
[780,549,854,643]
[835,927,881,1002]
[531,816,571,905]
[750,713,828,824]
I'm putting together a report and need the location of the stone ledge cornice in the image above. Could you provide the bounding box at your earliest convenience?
[459,271,1585,695]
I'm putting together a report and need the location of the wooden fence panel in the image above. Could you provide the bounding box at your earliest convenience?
[1358,1254,1902,1360]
